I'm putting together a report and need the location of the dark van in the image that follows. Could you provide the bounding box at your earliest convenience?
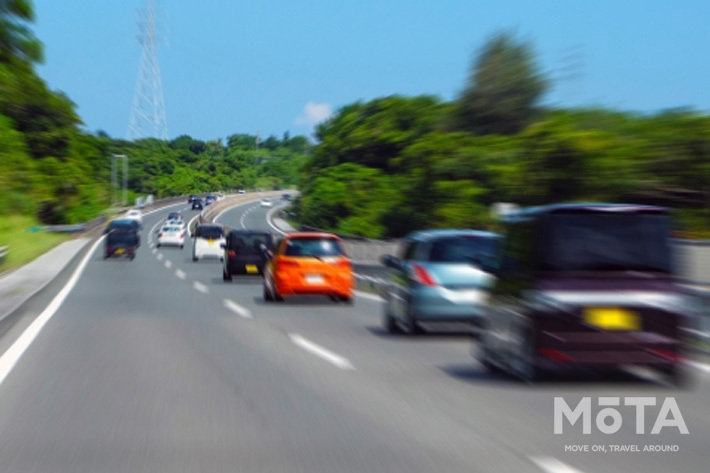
[222,230,276,281]
[479,204,694,385]
[105,229,139,260]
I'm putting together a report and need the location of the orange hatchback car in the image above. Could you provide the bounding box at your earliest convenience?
[263,232,354,304]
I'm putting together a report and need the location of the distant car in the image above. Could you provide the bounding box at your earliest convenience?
[260,199,273,208]
[237,190,246,195]
[167,211,183,221]
[480,204,694,385]
[157,225,185,248]
[263,232,353,303]
[188,194,199,203]
[282,193,292,201]
[381,230,500,335]
[104,228,138,260]
[192,224,226,262]
[205,195,216,206]
[124,209,143,225]
[222,230,275,281]
[192,199,204,210]
[274,186,283,191]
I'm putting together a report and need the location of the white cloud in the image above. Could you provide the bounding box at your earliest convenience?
[295,101,333,127]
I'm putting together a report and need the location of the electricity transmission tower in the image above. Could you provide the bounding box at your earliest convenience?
[127,0,168,140]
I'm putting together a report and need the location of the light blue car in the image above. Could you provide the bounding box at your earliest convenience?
[381,230,500,334]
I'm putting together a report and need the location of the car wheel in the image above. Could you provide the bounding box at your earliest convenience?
[664,362,695,388]
[403,304,424,335]
[382,296,401,334]
[192,255,198,262]
[223,269,232,282]
[263,283,273,302]
[180,245,184,249]
[338,295,353,305]
[156,243,161,248]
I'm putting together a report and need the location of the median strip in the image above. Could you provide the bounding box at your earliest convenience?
[289,334,354,370]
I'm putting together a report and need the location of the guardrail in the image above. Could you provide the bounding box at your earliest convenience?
[0,246,8,266]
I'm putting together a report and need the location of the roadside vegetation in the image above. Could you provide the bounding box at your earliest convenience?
[293,32,710,239]
[0,215,69,271]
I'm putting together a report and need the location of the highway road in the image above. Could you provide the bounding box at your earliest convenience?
[0,194,707,473]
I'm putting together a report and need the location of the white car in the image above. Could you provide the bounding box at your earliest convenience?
[238,190,246,195]
[260,199,273,208]
[157,225,185,248]
[124,209,143,225]
[192,224,226,261]
[166,219,186,231]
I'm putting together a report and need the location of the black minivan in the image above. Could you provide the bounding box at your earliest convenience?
[479,204,695,385]
[222,230,276,281]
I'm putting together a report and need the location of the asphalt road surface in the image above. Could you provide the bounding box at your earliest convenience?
[0,194,707,473]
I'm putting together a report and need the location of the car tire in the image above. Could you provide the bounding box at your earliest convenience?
[263,283,273,302]
[223,269,232,282]
[382,297,401,334]
[156,243,161,248]
[403,304,424,335]
[180,245,184,249]
[193,255,198,262]
[338,295,353,305]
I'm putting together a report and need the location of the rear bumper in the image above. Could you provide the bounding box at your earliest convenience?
[410,287,488,322]
[195,247,222,259]
[275,272,352,297]
[535,331,684,369]
[227,260,264,275]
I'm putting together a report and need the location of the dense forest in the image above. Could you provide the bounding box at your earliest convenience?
[0,2,306,225]
[293,33,710,238]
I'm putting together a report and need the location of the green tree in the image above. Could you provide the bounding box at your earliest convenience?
[0,0,42,64]
[456,31,547,135]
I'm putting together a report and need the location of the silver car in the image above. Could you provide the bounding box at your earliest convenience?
[381,230,500,334]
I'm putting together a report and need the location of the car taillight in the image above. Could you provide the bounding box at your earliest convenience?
[332,259,351,269]
[227,250,236,259]
[538,348,574,362]
[279,260,300,268]
[412,264,437,286]
[647,348,684,362]
[158,233,163,238]
[180,232,185,238]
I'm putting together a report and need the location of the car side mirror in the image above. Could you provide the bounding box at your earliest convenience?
[381,255,401,270]
[220,243,226,249]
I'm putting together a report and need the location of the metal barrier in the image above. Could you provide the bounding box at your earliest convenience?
[0,246,8,266]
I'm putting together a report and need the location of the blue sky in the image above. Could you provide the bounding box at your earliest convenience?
[34,0,710,141]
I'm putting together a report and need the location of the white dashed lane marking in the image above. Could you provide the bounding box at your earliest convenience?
[289,334,355,370]
[223,299,252,319]
[193,281,208,294]
[157,253,163,261]
[529,456,585,473]
[164,260,172,269]
[175,269,186,280]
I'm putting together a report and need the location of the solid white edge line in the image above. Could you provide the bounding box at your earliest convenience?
[354,290,383,302]
[223,299,252,319]
[529,456,585,473]
[193,281,208,294]
[175,269,186,280]
[265,204,287,235]
[289,334,355,370]
[686,360,710,373]
[0,236,106,385]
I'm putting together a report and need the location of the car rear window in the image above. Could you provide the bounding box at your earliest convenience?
[198,227,224,239]
[229,233,273,254]
[427,236,499,263]
[163,226,181,233]
[283,238,344,257]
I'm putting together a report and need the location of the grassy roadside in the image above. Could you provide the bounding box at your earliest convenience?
[0,215,71,273]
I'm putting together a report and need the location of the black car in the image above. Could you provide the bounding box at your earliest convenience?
[167,211,183,221]
[222,230,275,281]
[188,194,199,203]
[192,198,204,210]
[282,193,291,201]
[479,204,694,385]
[104,219,141,247]
[205,195,216,206]
[104,229,139,260]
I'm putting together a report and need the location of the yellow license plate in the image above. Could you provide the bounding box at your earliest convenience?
[246,265,258,274]
[208,239,214,245]
[115,248,124,255]
[584,307,639,331]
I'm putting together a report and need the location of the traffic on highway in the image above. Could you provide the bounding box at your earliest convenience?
[4,191,698,472]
